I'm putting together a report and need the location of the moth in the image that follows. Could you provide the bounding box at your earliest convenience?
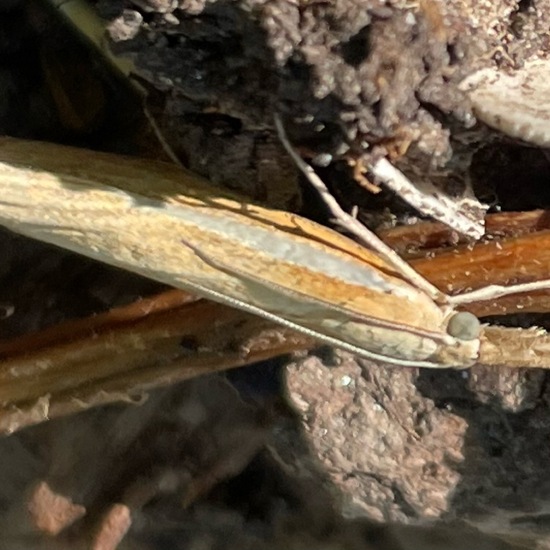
[0,136,545,369]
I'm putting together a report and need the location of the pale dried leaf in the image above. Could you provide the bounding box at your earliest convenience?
[462,60,550,146]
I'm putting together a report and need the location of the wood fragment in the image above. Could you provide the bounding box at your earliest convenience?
[92,504,131,550]
[0,292,312,434]
[379,210,550,256]
[47,0,139,90]
[382,211,550,317]
[369,156,486,240]
[27,482,86,536]
[480,326,550,369]
[462,60,550,147]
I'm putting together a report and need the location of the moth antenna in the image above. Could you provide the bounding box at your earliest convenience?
[274,114,446,303]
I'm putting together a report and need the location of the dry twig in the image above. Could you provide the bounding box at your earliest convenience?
[0,291,312,434]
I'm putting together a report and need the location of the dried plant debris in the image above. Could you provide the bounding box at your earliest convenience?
[462,59,550,147]
[0,375,269,549]
[368,156,486,239]
[94,0,550,236]
[27,482,86,536]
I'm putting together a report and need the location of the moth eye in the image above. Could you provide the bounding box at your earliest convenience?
[446,312,480,341]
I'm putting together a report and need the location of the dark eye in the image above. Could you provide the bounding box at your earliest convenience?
[446,312,480,341]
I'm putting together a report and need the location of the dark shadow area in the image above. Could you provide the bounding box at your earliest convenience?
[417,366,550,538]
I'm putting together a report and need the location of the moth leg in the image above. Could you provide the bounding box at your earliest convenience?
[450,279,550,306]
